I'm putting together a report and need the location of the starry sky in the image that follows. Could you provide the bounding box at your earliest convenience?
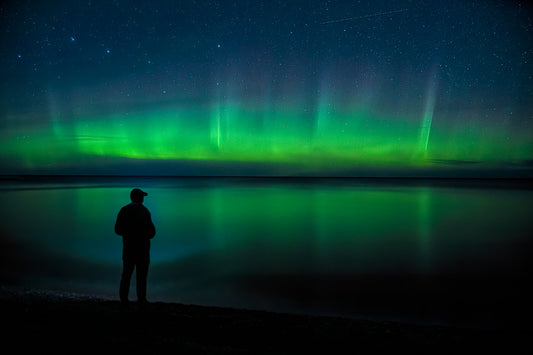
[0,0,532,176]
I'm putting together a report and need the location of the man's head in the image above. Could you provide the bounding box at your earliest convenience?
[130,188,148,203]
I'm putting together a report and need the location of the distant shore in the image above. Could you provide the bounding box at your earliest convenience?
[1,286,526,353]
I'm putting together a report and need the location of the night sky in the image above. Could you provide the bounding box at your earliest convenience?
[1,0,532,176]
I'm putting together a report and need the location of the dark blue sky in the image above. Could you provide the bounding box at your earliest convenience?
[0,1,532,176]
[2,1,530,107]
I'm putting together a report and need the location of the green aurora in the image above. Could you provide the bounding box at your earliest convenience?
[2,100,532,175]
[1,1,532,176]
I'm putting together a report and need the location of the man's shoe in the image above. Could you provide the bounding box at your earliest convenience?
[138,299,149,310]
[120,300,131,311]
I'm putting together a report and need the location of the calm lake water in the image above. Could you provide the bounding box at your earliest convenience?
[1,177,531,326]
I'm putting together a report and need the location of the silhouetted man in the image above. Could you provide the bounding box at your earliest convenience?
[115,188,156,306]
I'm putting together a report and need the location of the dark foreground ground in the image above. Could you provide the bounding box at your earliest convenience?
[1,287,528,354]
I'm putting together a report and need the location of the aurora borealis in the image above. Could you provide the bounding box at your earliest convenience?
[1,0,532,176]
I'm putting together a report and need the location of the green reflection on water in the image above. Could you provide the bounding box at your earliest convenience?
[2,178,531,322]
[2,180,530,276]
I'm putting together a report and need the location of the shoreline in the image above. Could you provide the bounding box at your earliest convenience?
[1,286,526,353]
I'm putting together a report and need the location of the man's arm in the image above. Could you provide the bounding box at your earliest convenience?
[115,208,125,236]
[146,210,156,239]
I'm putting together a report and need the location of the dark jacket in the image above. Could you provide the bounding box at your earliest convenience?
[115,203,156,261]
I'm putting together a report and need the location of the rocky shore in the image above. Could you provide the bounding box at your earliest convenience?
[1,286,525,354]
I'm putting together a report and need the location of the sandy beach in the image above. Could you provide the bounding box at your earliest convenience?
[1,286,526,354]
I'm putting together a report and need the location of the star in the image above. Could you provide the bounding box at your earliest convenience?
[106,49,111,54]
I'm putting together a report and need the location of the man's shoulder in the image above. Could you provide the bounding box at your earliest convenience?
[122,203,150,213]
[139,204,151,214]
[120,203,134,211]
[119,203,138,214]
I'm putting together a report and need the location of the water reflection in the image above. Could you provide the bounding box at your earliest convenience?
[417,187,432,272]
[1,178,531,325]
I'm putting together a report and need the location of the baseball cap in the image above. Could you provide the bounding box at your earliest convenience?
[130,188,148,201]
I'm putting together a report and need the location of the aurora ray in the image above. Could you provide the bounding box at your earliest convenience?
[418,72,438,159]
[0,0,531,176]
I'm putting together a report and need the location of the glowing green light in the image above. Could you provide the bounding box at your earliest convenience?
[1,102,532,173]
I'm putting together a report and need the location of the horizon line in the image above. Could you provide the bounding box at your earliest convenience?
[1,174,532,181]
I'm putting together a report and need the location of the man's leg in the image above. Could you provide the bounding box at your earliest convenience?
[136,259,150,302]
[120,259,135,303]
